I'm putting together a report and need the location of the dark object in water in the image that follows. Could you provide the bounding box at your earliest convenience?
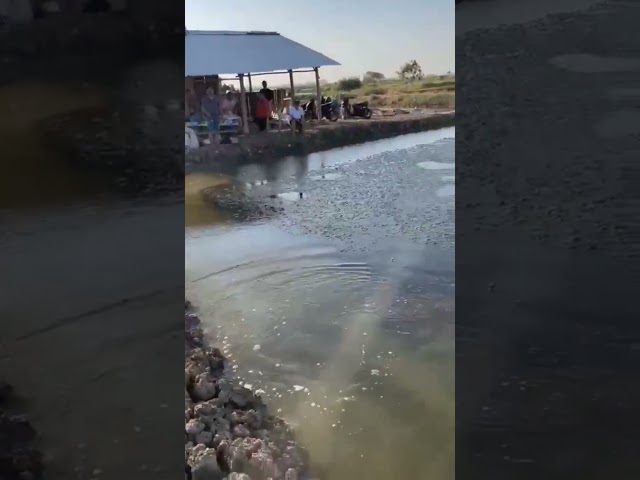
[299,192,303,199]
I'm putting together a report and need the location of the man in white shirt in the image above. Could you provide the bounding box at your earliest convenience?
[288,99,305,133]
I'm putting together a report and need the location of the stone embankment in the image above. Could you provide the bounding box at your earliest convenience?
[185,301,312,480]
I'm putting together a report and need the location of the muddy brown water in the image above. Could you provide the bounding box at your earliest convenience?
[186,128,455,480]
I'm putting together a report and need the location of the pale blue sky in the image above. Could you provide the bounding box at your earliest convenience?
[185,0,454,86]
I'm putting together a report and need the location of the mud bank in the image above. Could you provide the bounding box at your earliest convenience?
[184,301,313,480]
[185,112,455,170]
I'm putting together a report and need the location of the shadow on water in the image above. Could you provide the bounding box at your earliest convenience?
[186,128,455,480]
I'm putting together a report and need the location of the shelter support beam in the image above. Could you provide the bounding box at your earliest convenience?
[288,69,295,134]
[239,73,249,135]
[314,67,322,122]
[288,69,295,99]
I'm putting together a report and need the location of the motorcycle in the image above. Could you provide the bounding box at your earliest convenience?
[341,98,372,119]
[303,98,339,122]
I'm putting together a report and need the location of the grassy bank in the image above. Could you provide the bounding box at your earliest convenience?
[295,75,455,110]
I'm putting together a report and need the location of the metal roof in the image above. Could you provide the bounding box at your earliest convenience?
[185,30,340,76]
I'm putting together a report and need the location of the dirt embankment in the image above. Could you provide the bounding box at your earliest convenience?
[185,111,455,170]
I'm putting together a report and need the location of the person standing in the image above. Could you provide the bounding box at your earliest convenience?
[260,80,274,103]
[254,93,272,132]
[201,86,220,144]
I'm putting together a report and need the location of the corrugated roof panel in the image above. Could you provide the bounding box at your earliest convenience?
[185,30,340,76]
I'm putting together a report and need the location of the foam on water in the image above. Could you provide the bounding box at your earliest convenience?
[278,192,305,201]
[436,185,455,197]
[417,161,454,170]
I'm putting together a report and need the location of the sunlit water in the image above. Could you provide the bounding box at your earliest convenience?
[185,128,455,480]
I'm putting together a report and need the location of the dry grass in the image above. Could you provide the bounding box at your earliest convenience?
[297,75,455,110]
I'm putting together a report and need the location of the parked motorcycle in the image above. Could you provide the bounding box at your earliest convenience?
[342,98,372,119]
[302,97,339,122]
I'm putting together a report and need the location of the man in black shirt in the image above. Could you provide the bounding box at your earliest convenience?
[260,80,274,103]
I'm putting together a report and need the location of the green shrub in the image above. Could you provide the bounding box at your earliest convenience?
[337,77,363,91]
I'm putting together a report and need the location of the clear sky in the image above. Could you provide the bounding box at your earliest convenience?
[185,0,454,86]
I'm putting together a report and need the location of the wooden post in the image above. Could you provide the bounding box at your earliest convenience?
[288,69,295,134]
[277,94,282,133]
[239,73,249,135]
[265,86,271,132]
[288,69,295,100]
[314,67,322,122]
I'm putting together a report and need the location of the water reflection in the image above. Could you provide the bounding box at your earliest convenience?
[240,155,309,185]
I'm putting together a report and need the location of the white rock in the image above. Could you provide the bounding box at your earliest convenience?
[189,447,224,480]
[194,403,215,417]
[185,419,205,436]
[228,473,252,480]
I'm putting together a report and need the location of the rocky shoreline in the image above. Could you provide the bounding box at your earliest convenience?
[185,301,313,480]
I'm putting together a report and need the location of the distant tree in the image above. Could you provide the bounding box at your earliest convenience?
[337,77,363,91]
[397,60,424,81]
[363,71,385,83]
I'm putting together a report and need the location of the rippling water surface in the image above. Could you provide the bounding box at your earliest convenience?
[185,128,455,480]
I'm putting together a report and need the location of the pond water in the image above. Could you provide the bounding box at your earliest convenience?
[185,127,455,480]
